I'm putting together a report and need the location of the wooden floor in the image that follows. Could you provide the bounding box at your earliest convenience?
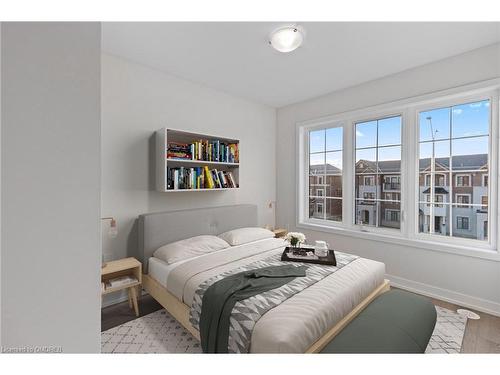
[101,291,500,353]
[429,296,500,353]
[101,294,162,332]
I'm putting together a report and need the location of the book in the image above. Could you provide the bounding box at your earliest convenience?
[107,276,138,289]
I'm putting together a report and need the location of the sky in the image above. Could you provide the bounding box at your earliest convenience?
[309,100,490,165]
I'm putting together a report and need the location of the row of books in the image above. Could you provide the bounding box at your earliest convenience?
[167,142,192,160]
[166,140,239,163]
[167,166,238,190]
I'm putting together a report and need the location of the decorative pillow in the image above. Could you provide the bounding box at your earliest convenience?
[218,227,275,246]
[153,235,230,265]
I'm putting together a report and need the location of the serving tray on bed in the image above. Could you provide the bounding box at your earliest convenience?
[281,247,337,266]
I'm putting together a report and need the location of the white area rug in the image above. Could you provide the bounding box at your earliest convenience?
[101,305,467,354]
[425,305,468,353]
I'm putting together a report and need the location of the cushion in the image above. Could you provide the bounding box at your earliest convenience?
[218,227,275,246]
[321,290,437,353]
[153,235,230,265]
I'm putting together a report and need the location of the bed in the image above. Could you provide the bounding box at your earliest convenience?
[138,204,389,353]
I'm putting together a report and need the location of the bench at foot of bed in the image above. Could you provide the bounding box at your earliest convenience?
[321,289,437,353]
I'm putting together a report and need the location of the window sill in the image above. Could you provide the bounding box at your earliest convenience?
[297,221,500,262]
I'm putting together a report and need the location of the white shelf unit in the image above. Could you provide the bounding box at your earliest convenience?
[156,128,240,192]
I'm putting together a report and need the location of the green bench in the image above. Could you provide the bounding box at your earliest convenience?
[321,289,437,353]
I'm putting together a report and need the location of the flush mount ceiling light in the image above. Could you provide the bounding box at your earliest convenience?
[268,26,305,53]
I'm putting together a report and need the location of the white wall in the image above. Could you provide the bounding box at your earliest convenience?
[276,43,500,315]
[101,53,276,305]
[1,23,101,352]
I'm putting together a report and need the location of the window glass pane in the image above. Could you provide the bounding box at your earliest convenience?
[451,136,488,169]
[309,153,325,173]
[309,176,325,196]
[418,203,450,236]
[378,116,401,146]
[451,100,489,138]
[355,147,377,204]
[356,148,376,165]
[325,198,342,222]
[452,205,487,241]
[419,107,450,141]
[325,151,342,197]
[418,140,450,172]
[326,127,343,151]
[356,121,377,148]
[355,199,377,226]
[380,202,401,229]
[453,193,471,206]
[378,146,401,164]
[326,151,342,170]
[417,98,490,243]
[309,129,325,153]
[309,197,325,219]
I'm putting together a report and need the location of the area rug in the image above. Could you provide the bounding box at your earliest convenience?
[425,305,468,354]
[101,305,467,354]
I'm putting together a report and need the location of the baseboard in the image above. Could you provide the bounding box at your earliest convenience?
[387,273,500,317]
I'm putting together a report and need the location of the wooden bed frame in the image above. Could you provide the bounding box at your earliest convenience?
[143,273,390,353]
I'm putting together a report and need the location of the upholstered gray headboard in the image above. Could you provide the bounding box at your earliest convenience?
[138,204,258,272]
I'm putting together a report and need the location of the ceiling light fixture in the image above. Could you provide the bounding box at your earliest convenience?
[268,25,305,53]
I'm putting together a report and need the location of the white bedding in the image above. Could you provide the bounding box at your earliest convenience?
[148,237,276,288]
[148,237,385,353]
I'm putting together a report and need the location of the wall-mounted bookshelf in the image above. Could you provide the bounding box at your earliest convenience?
[156,128,240,192]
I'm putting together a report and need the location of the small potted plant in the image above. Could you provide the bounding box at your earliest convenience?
[285,232,306,250]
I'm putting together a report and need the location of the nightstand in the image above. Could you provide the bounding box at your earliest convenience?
[272,228,287,238]
[101,257,142,317]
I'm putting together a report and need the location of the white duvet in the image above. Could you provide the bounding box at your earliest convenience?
[149,237,385,353]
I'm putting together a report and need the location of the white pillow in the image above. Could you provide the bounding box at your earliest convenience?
[218,227,275,246]
[153,235,230,265]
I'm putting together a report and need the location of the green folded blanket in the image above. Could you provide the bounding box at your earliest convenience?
[199,264,307,353]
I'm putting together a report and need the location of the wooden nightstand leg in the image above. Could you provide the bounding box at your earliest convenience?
[127,288,133,308]
[130,286,139,317]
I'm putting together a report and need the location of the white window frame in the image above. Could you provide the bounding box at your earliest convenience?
[297,79,500,261]
[353,112,405,233]
[455,174,472,187]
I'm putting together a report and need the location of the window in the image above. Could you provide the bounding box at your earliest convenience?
[425,174,446,187]
[418,99,490,240]
[426,194,444,207]
[299,87,497,254]
[456,216,470,230]
[483,175,488,187]
[456,174,471,187]
[384,176,400,191]
[456,194,470,208]
[363,192,375,200]
[363,176,374,186]
[385,209,400,222]
[481,196,488,210]
[355,115,402,229]
[308,126,343,222]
